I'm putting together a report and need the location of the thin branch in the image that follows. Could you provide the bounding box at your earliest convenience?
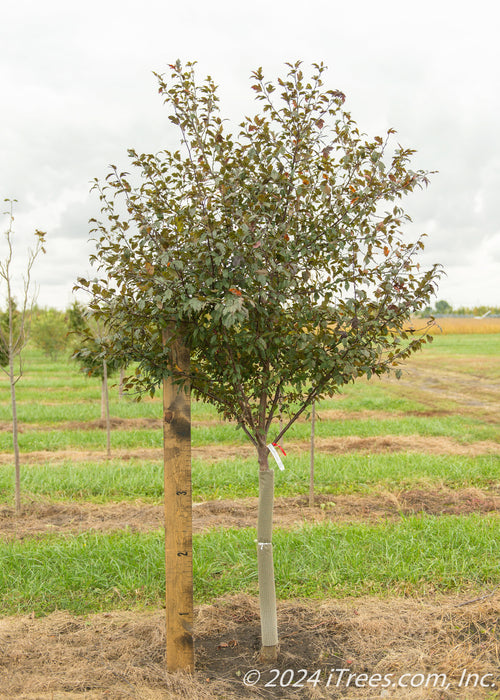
[454,585,500,608]
[265,379,284,433]
[272,346,350,445]
[272,315,425,446]
[223,343,258,435]
[238,421,258,447]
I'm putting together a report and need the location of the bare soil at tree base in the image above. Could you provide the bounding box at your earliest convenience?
[1,592,498,699]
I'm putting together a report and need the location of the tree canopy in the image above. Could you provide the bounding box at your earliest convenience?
[79,60,441,449]
[31,307,70,360]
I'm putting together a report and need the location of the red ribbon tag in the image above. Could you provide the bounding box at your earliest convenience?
[273,443,287,457]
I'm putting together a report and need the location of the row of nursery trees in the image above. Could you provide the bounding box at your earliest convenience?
[4,61,442,665]
[2,298,125,426]
[1,301,116,366]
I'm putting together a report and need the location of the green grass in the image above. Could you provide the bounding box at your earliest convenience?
[193,452,500,501]
[0,396,219,424]
[0,391,222,423]
[0,400,161,423]
[0,423,248,453]
[283,414,499,443]
[316,380,429,413]
[0,336,498,623]
[2,337,498,440]
[0,428,160,452]
[0,379,424,425]
[0,412,497,455]
[4,336,493,423]
[1,453,498,503]
[1,514,498,616]
[0,460,166,502]
[0,350,220,422]
[421,333,500,356]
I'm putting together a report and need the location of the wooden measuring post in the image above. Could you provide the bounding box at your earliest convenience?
[162,330,194,671]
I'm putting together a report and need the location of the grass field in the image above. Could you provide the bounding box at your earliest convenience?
[0,334,499,699]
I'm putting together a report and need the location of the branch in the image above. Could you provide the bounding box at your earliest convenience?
[271,315,425,446]
[272,345,350,444]
[454,585,500,608]
[238,422,258,447]
[223,343,258,436]
[265,379,284,433]
[191,379,258,447]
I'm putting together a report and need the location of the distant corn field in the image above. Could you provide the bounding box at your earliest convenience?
[410,316,500,335]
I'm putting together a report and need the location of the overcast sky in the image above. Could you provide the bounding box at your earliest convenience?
[1,0,499,310]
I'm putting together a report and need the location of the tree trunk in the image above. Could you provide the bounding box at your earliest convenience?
[102,360,111,458]
[257,444,279,662]
[9,357,21,516]
[309,401,315,508]
[119,367,124,398]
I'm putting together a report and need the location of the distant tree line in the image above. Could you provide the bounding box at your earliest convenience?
[418,300,500,317]
[1,301,130,366]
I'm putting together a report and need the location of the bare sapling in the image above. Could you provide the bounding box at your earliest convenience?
[0,199,45,515]
[69,301,121,455]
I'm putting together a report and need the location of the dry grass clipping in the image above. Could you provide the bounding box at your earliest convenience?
[1,592,499,699]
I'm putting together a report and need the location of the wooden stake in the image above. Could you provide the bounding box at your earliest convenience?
[162,329,194,672]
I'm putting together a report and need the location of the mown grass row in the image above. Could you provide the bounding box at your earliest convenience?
[0,453,498,503]
[0,413,497,454]
[0,335,498,623]
[0,514,498,616]
[0,375,429,423]
[2,333,499,421]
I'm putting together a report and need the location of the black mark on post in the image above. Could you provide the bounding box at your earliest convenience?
[163,409,191,438]
[171,394,190,421]
[176,490,187,495]
[178,631,194,648]
[171,416,191,439]
[177,551,188,556]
